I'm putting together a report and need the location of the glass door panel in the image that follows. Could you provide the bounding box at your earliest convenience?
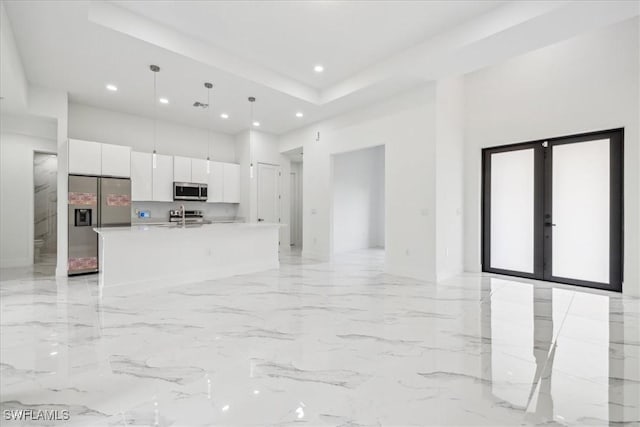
[490,148,535,273]
[551,139,610,283]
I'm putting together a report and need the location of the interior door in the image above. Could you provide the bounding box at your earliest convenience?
[482,129,623,291]
[257,163,280,224]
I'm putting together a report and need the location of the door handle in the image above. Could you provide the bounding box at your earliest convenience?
[258,218,264,222]
[544,222,556,227]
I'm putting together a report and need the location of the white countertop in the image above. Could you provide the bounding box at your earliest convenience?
[94,222,283,234]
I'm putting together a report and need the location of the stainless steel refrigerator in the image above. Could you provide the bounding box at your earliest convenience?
[68,175,131,275]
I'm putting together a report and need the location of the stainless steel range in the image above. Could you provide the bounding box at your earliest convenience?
[169,209,205,224]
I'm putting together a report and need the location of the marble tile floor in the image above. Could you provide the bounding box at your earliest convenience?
[0,249,638,426]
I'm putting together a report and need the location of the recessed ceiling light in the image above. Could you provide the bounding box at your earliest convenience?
[314,65,324,73]
[220,113,229,119]
[106,84,118,92]
[252,121,260,127]
[295,112,304,118]
[159,97,169,104]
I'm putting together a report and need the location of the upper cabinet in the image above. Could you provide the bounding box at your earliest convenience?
[152,154,174,202]
[69,140,240,204]
[131,152,153,201]
[68,139,131,178]
[173,156,191,182]
[101,143,131,177]
[173,156,208,184]
[207,162,224,203]
[222,163,241,203]
[132,151,176,202]
[69,139,101,175]
[191,159,208,184]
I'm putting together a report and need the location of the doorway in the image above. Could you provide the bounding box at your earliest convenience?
[482,129,623,291]
[331,145,385,254]
[33,152,58,267]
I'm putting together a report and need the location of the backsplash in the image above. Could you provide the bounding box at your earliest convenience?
[131,201,241,224]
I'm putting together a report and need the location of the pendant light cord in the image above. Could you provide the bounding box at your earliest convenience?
[207,86,211,160]
[249,98,255,169]
[153,70,157,154]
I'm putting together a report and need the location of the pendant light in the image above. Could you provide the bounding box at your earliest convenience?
[248,96,256,179]
[205,82,213,174]
[150,64,160,168]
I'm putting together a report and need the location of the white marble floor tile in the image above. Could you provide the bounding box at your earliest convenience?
[1,249,638,426]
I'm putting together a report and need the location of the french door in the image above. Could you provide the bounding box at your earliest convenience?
[482,129,623,291]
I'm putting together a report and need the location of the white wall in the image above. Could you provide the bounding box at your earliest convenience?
[435,77,465,281]
[69,103,236,162]
[0,116,57,267]
[464,18,640,296]
[0,1,28,111]
[332,145,385,253]
[279,85,438,281]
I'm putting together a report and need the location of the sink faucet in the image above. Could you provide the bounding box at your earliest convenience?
[179,204,186,227]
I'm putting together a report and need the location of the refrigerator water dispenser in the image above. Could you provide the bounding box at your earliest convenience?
[74,209,92,227]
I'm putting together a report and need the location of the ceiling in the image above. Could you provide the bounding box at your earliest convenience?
[111,0,504,90]
[3,1,638,135]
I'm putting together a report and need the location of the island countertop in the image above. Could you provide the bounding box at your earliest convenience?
[94,221,281,289]
[94,222,283,234]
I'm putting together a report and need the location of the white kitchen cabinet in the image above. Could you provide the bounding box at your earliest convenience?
[191,158,208,184]
[222,163,241,203]
[173,156,191,182]
[207,161,224,203]
[69,139,102,175]
[152,154,174,202]
[101,143,131,178]
[130,151,153,201]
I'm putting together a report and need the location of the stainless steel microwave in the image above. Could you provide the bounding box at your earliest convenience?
[173,182,208,201]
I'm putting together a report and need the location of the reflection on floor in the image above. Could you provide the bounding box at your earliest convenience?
[0,249,638,426]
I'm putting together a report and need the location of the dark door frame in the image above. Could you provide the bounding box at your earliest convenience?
[482,128,624,292]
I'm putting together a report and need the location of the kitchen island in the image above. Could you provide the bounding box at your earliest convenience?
[94,223,281,289]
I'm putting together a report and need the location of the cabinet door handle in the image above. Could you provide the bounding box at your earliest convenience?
[258,218,264,222]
